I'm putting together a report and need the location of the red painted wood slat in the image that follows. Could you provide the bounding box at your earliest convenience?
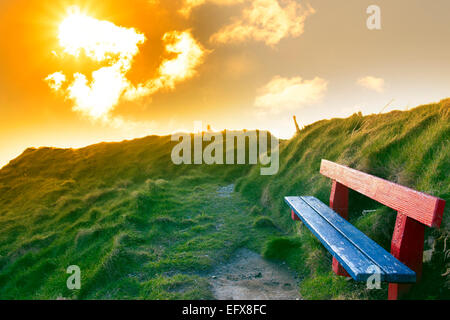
[320,160,446,228]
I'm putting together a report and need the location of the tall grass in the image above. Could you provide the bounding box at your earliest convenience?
[0,134,280,299]
[237,100,450,299]
[0,101,448,299]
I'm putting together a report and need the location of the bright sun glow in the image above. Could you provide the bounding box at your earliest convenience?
[58,9,145,62]
[46,6,206,123]
[48,7,146,120]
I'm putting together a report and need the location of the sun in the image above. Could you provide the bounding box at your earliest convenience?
[46,6,206,124]
[58,6,146,62]
[47,6,147,120]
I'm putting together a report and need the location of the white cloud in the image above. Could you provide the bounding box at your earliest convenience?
[124,30,208,100]
[357,76,385,93]
[46,9,206,124]
[45,72,66,91]
[179,0,315,46]
[180,0,244,17]
[210,0,315,46]
[254,76,328,113]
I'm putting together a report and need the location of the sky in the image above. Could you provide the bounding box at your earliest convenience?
[0,0,449,168]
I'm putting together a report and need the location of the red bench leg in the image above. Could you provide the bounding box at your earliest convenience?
[388,213,425,300]
[332,257,351,277]
[329,180,351,277]
[291,210,301,221]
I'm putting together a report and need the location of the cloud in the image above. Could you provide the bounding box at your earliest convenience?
[357,76,385,93]
[46,9,145,121]
[45,72,66,91]
[180,0,244,17]
[124,30,208,100]
[67,66,131,120]
[45,8,206,124]
[210,0,315,46]
[58,12,145,63]
[254,76,328,113]
[155,30,207,90]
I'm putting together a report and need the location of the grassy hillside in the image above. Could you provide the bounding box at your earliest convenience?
[0,132,284,299]
[0,100,448,300]
[237,99,450,299]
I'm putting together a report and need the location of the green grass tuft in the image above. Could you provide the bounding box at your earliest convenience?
[252,216,277,229]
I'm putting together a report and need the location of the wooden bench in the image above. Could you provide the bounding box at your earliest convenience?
[285,159,446,300]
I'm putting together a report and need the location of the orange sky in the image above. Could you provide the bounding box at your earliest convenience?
[1,0,449,168]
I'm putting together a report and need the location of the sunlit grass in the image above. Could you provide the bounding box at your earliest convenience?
[238,100,450,299]
[0,100,448,299]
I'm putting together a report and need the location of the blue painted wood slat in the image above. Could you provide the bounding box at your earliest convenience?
[285,196,385,281]
[285,196,416,283]
[301,197,416,282]
[301,196,415,283]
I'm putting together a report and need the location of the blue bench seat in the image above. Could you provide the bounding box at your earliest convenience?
[285,196,416,283]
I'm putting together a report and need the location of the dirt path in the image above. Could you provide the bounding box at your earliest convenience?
[198,184,302,300]
[216,184,235,198]
[209,248,301,300]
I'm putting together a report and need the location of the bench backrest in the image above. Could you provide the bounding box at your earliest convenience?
[320,160,446,228]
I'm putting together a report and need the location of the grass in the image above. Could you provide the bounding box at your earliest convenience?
[0,100,448,299]
[237,99,450,299]
[0,132,283,299]
[0,177,282,299]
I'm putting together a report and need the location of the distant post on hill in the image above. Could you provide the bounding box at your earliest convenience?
[293,116,301,134]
